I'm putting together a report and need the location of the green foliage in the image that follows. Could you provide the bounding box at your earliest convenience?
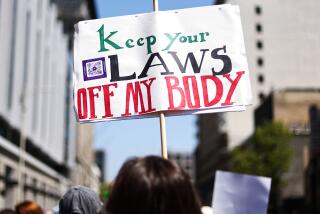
[230,121,293,186]
[100,182,112,202]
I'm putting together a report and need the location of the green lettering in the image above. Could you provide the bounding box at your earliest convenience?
[199,32,210,42]
[97,25,123,52]
[179,36,187,43]
[162,33,181,51]
[125,39,135,48]
[146,35,156,54]
[187,35,198,43]
[137,38,144,46]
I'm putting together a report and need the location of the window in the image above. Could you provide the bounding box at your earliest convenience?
[32,178,37,197]
[257,57,264,67]
[256,40,263,50]
[0,0,1,14]
[7,0,18,109]
[255,5,262,15]
[32,31,41,131]
[258,74,264,83]
[4,166,15,208]
[0,0,2,47]
[259,93,266,102]
[40,48,49,140]
[22,11,31,99]
[256,23,263,33]
[45,11,50,38]
[41,182,46,195]
[37,0,42,19]
[23,174,28,199]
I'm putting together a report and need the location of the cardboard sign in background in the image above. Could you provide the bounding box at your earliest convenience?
[73,5,251,122]
[212,171,271,214]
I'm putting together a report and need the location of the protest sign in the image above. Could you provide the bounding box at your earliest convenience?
[73,5,252,122]
[212,171,271,214]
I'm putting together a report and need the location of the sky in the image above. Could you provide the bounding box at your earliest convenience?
[94,0,215,182]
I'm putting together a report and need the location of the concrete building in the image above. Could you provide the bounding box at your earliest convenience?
[245,90,320,213]
[195,0,320,206]
[194,113,228,204]
[307,106,320,213]
[309,106,320,159]
[55,0,101,194]
[71,123,100,192]
[169,152,196,182]
[0,0,98,210]
[95,150,106,183]
[218,0,320,149]
[255,90,320,213]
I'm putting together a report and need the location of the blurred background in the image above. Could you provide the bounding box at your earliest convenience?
[0,0,319,213]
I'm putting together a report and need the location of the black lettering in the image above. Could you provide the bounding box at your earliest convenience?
[168,49,209,74]
[211,45,232,75]
[109,55,136,82]
[138,53,173,79]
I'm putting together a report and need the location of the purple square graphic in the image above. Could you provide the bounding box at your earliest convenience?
[82,57,107,81]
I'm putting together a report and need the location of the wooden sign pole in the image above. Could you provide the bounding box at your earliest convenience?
[153,0,168,159]
[153,0,159,11]
[159,112,168,159]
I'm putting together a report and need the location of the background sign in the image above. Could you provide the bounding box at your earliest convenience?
[212,171,271,214]
[73,5,252,122]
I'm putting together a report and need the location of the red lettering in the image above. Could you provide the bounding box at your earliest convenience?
[121,81,146,117]
[77,88,88,120]
[221,71,245,106]
[201,75,223,107]
[182,76,200,109]
[87,86,101,119]
[140,77,156,112]
[165,76,186,110]
[102,83,118,118]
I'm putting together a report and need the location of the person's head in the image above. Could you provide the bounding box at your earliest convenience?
[0,209,15,214]
[15,201,44,214]
[106,155,202,214]
[59,185,102,214]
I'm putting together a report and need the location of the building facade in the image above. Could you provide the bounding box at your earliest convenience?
[95,150,106,183]
[71,123,100,192]
[219,0,320,149]
[255,90,320,212]
[194,113,228,204]
[307,106,320,213]
[168,152,196,182]
[0,0,98,210]
[195,0,320,206]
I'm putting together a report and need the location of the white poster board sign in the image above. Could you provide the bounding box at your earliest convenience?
[73,5,251,122]
[212,171,271,214]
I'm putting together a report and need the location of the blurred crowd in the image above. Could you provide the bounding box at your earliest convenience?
[0,156,212,214]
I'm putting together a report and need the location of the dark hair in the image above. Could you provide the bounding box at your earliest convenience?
[106,156,202,214]
[0,209,15,214]
[15,201,44,214]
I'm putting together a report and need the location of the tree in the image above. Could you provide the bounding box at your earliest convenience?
[230,121,293,212]
[231,121,293,186]
[100,182,112,202]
